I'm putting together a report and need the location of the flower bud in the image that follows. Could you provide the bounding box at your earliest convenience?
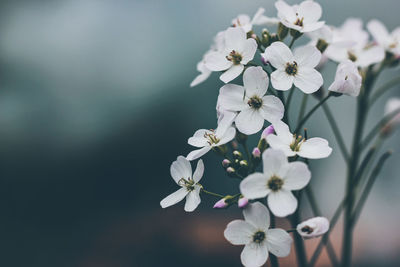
[222,159,231,168]
[226,167,236,174]
[252,147,261,158]
[316,39,329,53]
[296,217,329,239]
[261,29,271,47]
[233,150,243,159]
[213,198,228,209]
[261,125,275,140]
[238,196,249,208]
[239,160,248,167]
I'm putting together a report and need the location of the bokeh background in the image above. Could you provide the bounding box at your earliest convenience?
[0,0,399,266]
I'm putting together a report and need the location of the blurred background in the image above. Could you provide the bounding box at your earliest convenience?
[0,0,399,266]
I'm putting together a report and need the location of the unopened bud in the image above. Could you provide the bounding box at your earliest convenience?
[222,159,231,168]
[238,196,249,208]
[296,217,329,239]
[226,167,235,174]
[261,125,275,140]
[213,198,228,209]
[261,56,268,65]
[261,29,271,47]
[233,150,243,159]
[277,23,289,40]
[252,147,261,158]
[231,141,239,150]
[316,39,329,53]
[270,33,279,43]
[239,160,248,167]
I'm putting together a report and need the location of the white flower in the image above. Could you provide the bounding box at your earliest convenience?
[367,19,400,56]
[232,8,279,33]
[191,31,226,87]
[385,98,400,126]
[266,120,332,159]
[275,0,325,33]
[296,217,329,239]
[240,149,311,217]
[217,66,284,135]
[328,60,362,97]
[224,202,292,267]
[160,156,204,212]
[205,27,257,83]
[325,18,385,67]
[262,42,323,94]
[186,121,236,161]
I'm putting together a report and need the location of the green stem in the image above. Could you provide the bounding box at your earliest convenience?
[322,103,350,162]
[297,94,308,123]
[289,36,297,48]
[369,75,400,106]
[360,107,400,149]
[277,91,288,123]
[295,94,331,133]
[286,86,295,113]
[352,151,392,225]
[201,189,224,198]
[270,212,280,267]
[290,193,307,267]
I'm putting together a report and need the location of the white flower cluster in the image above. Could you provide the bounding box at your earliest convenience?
[161,1,400,266]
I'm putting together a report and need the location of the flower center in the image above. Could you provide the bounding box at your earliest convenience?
[290,134,305,152]
[348,51,357,62]
[294,17,304,27]
[204,130,220,145]
[226,50,243,65]
[252,231,266,243]
[285,61,298,76]
[247,95,263,109]
[178,177,195,191]
[267,175,284,192]
[301,226,314,234]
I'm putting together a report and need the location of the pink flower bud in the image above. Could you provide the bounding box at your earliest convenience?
[296,217,329,239]
[238,197,249,208]
[261,57,268,65]
[222,159,231,167]
[213,198,228,209]
[251,33,257,39]
[226,167,235,174]
[261,125,274,140]
[252,147,261,158]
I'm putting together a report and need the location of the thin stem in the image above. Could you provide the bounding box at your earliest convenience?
[369,75,400,106]
[297,94,308,123]
[289,36,297,48]
[270,212,280,267]
[295,94,331,133]
[360,107,400,149]
[290,192,307,267]
[286,86,295,113]
[201,189,224,198]
[322,103,350,162]
[277,91,288,123]
[352,151,392,225]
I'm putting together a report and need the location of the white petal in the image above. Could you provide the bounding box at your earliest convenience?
[294,67,323,94]
[218,84,247,111]
[235,108,265,135]
[241,39,258,64]
[271,69,294,91]
[186,147,211,161]
[170,156,192,183]
[272,120,293,145]
[298,0,322,23]
[294,45,321,68]
[268,190,297,217]
[266,135,295,157]
[224,220,256,245]
[301,21,325,33]
[184,185,201,212]
[192,159,204,183]
[243,202,270,230]
[217,126,236,145]
[240,173,270,200]
[260,96,284,123]
[262,41,294,69]
[266,229,292,257]
[190,70,211,87]
[225,27,247,50]
[298,137,332,159]
[205,51,232,71]
[283,162,311,190]
[160,187,188,208]
[275,1,296,23]
[262,148,289,178]
[220,64,245,83]
[367,19,390,46]
[243,67,269,97]
[188,129,209,147]
[356,46,385,67]
[241,242,269,267]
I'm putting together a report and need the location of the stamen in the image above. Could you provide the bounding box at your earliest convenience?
[226,50,243,65]
[247,95,263,109]
[290,134,305,152]
[267,175,284,192]
[348,51,357,62]
[252,231,266,243]
[294,17,304,27]
[285,61,298,76]
[301,226,314,234]
[204,130,220,145]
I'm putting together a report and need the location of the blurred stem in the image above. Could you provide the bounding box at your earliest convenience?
[269,212,280,267]
[297,94,308,123]
[200,189,224,198]
[290,192,307,267]
[295,94,331,133]
[322,103,350,162]
[285,86,295,114]
[369,75,400,106]
[277,91,288,123]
